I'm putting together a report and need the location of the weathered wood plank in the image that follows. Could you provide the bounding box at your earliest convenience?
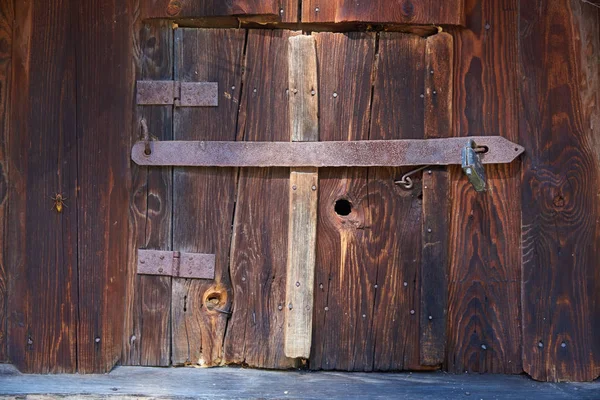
[123,20,173,367]
[74,0,135,373]
[446,0,522,374]
[519,0,600,382]
[310,31,375,371]
[302,0,465,26]
[285,169,318,358]
[0,0,12,363]
[141,0,293,21]
[7,0,78,373]
[224,30,297,369]
[368,32,427,371]
[172,28,244,366]
[284,35,319,359]
[420,32,453,367]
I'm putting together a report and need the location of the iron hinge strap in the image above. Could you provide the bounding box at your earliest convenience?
[136,80,219,107]
[137,249,215,279]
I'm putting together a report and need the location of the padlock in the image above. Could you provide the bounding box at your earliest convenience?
[461,139,487,192]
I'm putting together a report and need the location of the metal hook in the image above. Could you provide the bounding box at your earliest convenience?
[394,165,431,190]
[140,119,151,156]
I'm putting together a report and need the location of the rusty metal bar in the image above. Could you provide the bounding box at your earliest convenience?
[137,249,215,279]
[136,81,218,106]
[131,137,524,167]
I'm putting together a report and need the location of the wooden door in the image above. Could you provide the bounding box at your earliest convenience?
[127,27,458,371]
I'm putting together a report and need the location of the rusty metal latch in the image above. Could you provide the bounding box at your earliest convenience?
[137,80,218,107]
[462,139,487,192]
[131,136,524,168]
[137,249,216,279]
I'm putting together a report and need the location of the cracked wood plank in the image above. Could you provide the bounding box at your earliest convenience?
[224,30,298,369]
[171,28,244,366]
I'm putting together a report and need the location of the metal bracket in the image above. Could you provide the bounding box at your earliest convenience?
[136,81,219,107]
[137,249,215,279]
[462,139,487,192]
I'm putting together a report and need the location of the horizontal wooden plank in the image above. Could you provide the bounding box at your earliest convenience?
[302,0,465,25]
[132,137,524,167]
[142,0,282,20]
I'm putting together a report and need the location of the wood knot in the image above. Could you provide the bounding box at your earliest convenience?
[401,1,415,19]
[204,288,229,313]
[553,195,565,208]
[166,0,182,17]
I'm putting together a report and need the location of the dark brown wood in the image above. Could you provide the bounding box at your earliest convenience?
[74,0,135,373]
[123,21,174,367]
[0,0,12,363]
[420,32,453,367]
[7,0,79,373]
[368,32,427,371]
[519,0,600,382]
[310,31,375,371]
[302,0,465,26]
[446,0,522,374]
[141,0,298,23]
[224,30,296,369]
[171,28,244,367]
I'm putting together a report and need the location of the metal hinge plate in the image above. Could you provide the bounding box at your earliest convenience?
[137,81,219,107]
[137,249,216,279]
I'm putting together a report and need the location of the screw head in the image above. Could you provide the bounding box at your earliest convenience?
[295,282,301,287]
[95,337,101,343]
[333,92,338,98]
[312,185,317,191]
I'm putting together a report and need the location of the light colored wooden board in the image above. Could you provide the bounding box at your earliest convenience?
[284,35,319,359]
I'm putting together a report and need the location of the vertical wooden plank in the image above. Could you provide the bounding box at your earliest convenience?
[284,35,319,359]
[123,20,173,367]
[0,0,13,362]
[420,32,453,367]
[7,0,78,373]
[310,32,374,371]
[279,0,298,23]
[74,0,135,373]
[285,169,318,358]
[301,0,464,25]
[519,0,600,382]
[368,32,426,372]
[224,29,296,369]
[172,28,244,366]
[446,0,522,374]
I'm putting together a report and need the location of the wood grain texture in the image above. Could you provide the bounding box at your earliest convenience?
[285,169,318,358]
[310,32,375,371]
[7,0,79,373]
[123,20,173,367]
[141,0,296,22]
[302,0,465,25]
[0,0,12,363]
[224,30,296,369]
[420,32,453,367]
[284,35,319,359]
[519,0,600,382]
[74,0,135,373]
[446,0,522,374]
[368,32,426,372]
[172,28,244,366]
